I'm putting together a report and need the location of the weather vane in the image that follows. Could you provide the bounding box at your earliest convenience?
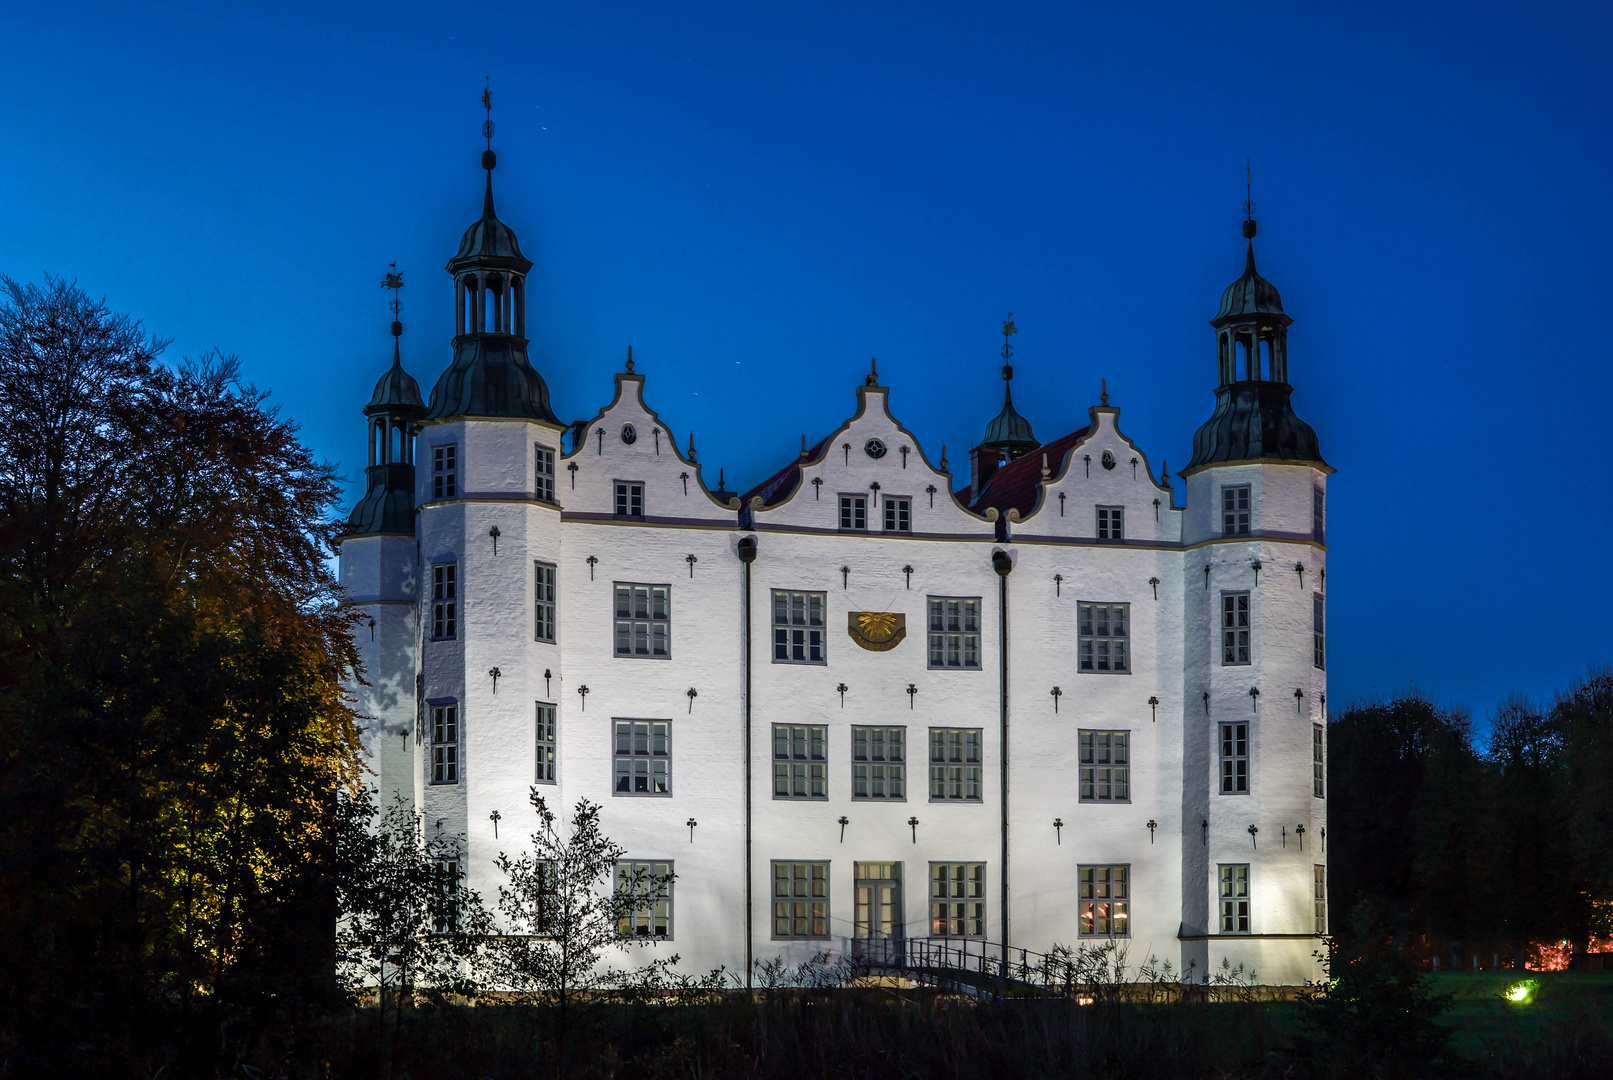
[1000,313,1017,364]
[1243,158,1256,221]
[482,78,495,148]
[381,263,405,320]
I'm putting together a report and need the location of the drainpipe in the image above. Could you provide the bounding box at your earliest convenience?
[737,534,758,997]
[992,547,1013,973]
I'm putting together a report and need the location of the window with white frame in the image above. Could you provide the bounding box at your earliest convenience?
[772,590,826,664]
[431,563,457,639]
[1079,730,1130,801]
[616,860,672,938]
[535,445,556,503]
[1314,865,1327,934]
[1078,602,1129,673]
[431,703,458,784]
[1096,505,1124,540]
[930,863,985,937]
[614,481,644,518]
[929,728,982,802]
[1220,722,1248,794]
[1222,484,1251,535]
[1313,594,1326,670]
[613,720,670,796]
[927,597,981,669]
[1313,488,1326,544]
[535,703,556,784]
[614,583,670,658]
[772,861,830,939]
[884,496,911,533]
[1079,865,1129,937]
[1313,724,1325,798]
[431,444,457,499]
[534,562,556,642]
[1220,864,1250,933]
[1221,592,1250,665]
[773,724,827,799]
[432,857,461,933]
[839,494,867,531]
[852,726,905,799]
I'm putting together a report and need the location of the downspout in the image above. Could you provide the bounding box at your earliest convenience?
[737,534,758,997]
[992,547,1013,971]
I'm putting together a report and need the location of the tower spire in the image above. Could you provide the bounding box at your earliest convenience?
[382,263,405,365]
[976,313,1037,464]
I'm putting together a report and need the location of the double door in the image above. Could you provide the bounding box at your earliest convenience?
[853,862,903,966]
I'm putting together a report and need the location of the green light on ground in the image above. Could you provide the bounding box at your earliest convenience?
[1505,979,1538,1004]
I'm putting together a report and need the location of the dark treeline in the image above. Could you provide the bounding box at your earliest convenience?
[1328,678,1613,965]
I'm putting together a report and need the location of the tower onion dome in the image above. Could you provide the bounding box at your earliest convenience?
[1214,237,1288,323]
[365,327,425,417]
[345,320,426,537]
[978,365,1038,460]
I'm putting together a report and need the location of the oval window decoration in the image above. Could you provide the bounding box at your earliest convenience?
[864,438,887,459]
[621,423,638,445]
[1101,450,1116,471]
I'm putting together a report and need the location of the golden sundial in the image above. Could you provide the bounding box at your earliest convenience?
[847,610,906,652]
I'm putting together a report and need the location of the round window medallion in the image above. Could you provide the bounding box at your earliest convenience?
[621,423,637,445]
[1101,450,1116,471]
[864,438,887,459]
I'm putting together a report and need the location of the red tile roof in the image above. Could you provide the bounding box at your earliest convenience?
[742,437,831,509]
[967,427,1088,519]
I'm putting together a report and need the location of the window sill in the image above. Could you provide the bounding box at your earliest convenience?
[928,798,985,805]
[771,795,830,802]
[1078,799,1133,805]
[612,792,674,798]
[1078,669,1132,676]
[927,665,983,672]
[772,659,829,666]
[851,796,908,803]
[614,653,673,660]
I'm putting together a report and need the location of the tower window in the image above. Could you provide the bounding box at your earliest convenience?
[431,563,457,639]
[536,445,556,503]
[1096,506,1124,541]
[1222,485,1251,536]
[1220,722,1248,794]
[772,590,826,664]
[1078,603,1129,673]
[613,583,670,658]
[839,494,867,531]
[432,444,457,500]
[534,562,556,642]
[1314,865,1327,934]
[1313,594,1326,670]
[927,597,981,669]
[1219,864,1250,933]
[884,496,911,533]
[614,481,644,518]
[431,703,458,785]
[1313,488,1326,544]
[1221,592,1250,665]
[1079,731,1130,801]
[536,703,556,784]
[1313,724,1325,798]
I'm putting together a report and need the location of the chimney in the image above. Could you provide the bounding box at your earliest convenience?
[970,446,1001,503]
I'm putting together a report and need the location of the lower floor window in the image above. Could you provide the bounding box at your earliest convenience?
[1079,865,1128,936]
[1220,864,1250,933]
[616,860,673,938]
[930,862,985,937]
[535,703,556,783]
[772,861,830,939]
[1314,865,1327,934]
[432,857,461,933]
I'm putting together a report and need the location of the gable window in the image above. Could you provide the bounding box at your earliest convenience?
[927,597,981,669]
[1220,722,1248,794]
[1313,724,1325,798]
[1222,485,1251,536]
[772,590,826,664]
[772,861,830,939]
[930,863,985,938]
[431,444,457,499]
[614,481,644,518]
[1079,730,1129,801]
[613,720,670,795]
[536,703,557,784]
[614,583,670,658]
[1079,865,1129,937]
[431,703,458,784]
[839,494,867,531]
[852,726,905,800]
[773,724,827,799]
[431,563,457,639]
[1314,865,1327,934]
[1221,592,1250,665]
[1096,506,1124,541]
[929,728,983,802]
[535,445,556,503]
[616,860,672,938]
[1219,864,1250,933]
[884,496,911,533]
[534,562,556,642]
[1313,594,1325,670]
[1078,603,1129,673]
[1313,488,1326,543]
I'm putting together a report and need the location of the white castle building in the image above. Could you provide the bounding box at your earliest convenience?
[339,143,1332,985]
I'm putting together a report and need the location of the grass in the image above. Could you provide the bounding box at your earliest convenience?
[1430,970,1613,1061]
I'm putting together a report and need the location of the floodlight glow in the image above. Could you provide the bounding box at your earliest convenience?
[1504,979,1538,1004]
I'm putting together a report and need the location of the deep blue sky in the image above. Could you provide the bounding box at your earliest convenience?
[3,1,1609,726]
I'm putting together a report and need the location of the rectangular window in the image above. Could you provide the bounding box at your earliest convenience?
[431,563,457,639]
[1221,592,1250,665]
[616,860,672,938]
[884,496,911,533]
[930,863,985,937]
[772,861,830,939]
[1222,484,1251,535]
[1313,724,1325,798]
[1096,505,1124,541]
[614,481,644,518]
[1078,602,1130,673]
[1079,730,1130,802]
[614,583,670,658]
[1220,723,1248,794]
[536,703,556,784]
[927,597,981,669]
[1220,864,1250,933]
[1314,865,1327,934]
[431,444,457,499]
[432,857,461,933]
[613,720,670,796]
[839,494,867,531]
[534,562,556,642]
[772,590,826,664]
[1313,488,1326,544]
[852,726,906,800]
[1079,865,1129,937]
[928,728,983,802]
[773,724,828,799]
[431,704,458,784]
[535,445,556,503]
[1313,594,1326,670]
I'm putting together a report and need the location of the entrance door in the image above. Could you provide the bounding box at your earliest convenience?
[854,862,903,966]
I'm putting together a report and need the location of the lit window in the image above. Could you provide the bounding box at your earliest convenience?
[535,445,556,503]
[1220,864,1250,933]
[431,563,457,639]
[773,724,827,799]
[929,728,982,802]
[1220,723,1248,794]
[927,597,981,669]
[431,704,458,784]
[1078,603,1129,673]
[616,861,672,937]
[772,862,829,939]
[432,444,457,499]
[614,481,644,518]
[614,583,670,658]
[534,562,556,642]
[772,590,826,664]
[1079,731,1130,801]
[1222,485,1251,536]
[1221,592,1250,665]
[1096,506,1124,541]
[613,720,670,796]
[884,496,911,533]
[536,703,556,784]
[852,726,905,800]
[839,494,867,531]
[930,863,985,938]
[1079,866,1129,937]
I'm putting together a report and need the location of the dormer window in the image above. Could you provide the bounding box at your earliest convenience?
[839,495,867,531]
[432,444,457,500]
[615,481,644,518]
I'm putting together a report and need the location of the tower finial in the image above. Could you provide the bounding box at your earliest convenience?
[1242,158,1257,239]
[865,357,879,386]
[625,345,634,373]
[382,263,405,362]
[480,78,498,174]
[1100,378,1109,406]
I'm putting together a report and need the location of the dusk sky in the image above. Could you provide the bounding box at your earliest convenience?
[3,1,1609,728]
